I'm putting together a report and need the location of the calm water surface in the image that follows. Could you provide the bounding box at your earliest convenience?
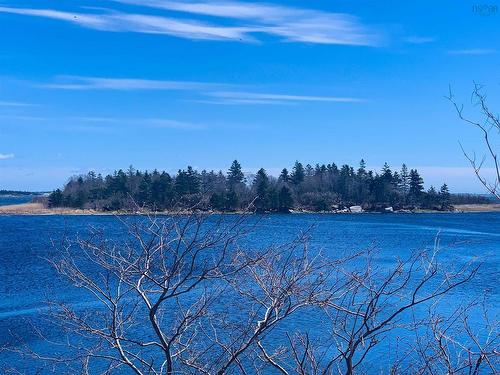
[0,213,498,371]
[0,195,35,206]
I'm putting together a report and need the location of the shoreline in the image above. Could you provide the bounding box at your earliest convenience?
[1,203,500,216]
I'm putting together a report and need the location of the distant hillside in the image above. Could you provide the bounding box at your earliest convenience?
[450,193,498,205]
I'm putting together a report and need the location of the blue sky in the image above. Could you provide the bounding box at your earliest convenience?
[0,0,499,192]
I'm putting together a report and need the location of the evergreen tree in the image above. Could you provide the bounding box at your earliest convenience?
[209,192,225,211]
[137,172,152,206]
[338,165,352,200]
[175,167,200,196]
[253,168,270,212]
[439,183,451,209]
[381,163,392,181]
[227,160,244,187]
[151,172,173,209]
[175,170,190,196]
[305,164,314,177]
[279,168,290,183]
[268,186,280,211]
[48,189,63,208]
[400,164,410,195]
[357,159,367,177]
[409,169,424,204]
[278,185,294,213]
[225,190,239,211]
[426,186,438,208]
[327,163,339,176]
[392,171,401,191]
[290,161,305,185]
[186,166,200,194]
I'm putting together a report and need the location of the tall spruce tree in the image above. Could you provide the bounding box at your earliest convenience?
[278,185,293,213]
[137,172,152,206]
[227,160,244,187]
[279,168,290,183]
[409,169,424,204]
[357,159,367,177]
[291,161,305,185]
[186,166,200,194]
[400,164,410,195]
[426,186,438,208]
[253,168,270,212]
[439,183,451,209]
[48,189,63,208]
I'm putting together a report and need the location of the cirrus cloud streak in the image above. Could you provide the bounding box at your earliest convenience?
[0,3,381,45]
[0,153,15,160]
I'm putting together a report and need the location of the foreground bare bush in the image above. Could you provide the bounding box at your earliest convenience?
[6,213,498,374]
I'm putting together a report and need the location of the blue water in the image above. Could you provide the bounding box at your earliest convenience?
[0,195,35,206]
[0,213,498,372]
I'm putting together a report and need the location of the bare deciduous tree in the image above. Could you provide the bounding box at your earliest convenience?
[408,300,499,374]
[6,212,498,374]
[447,83,500,199]
[253,242,485,374]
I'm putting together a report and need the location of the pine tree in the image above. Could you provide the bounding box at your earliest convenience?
[225,190,239,211]
[209,192,225,211]
[400,164,410,195]
[186,166,200,194]
[357,159,367,177]
[439,183,451,210]
[409,169,424,205]
[253,168,270,212]
[279,168,290,183]
[305,164,314,177]
[392,171,401,190]
[174,170,189,196]
[137,172,152,206]
[48,189,63,208]
[381,163,392,181]
[290,161,305,185]
[338,165,352,199]
[227,160,244,188]
[278,185,294,213]
[426,186,438,208]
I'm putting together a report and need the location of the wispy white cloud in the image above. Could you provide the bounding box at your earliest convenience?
[0,6,252,41]
[35,75,366,105]
[447,48,496,55]
[208,91,365,105]
[115,0,305,21]
[145,118,203,129]
[0,115,46,121]
[0,153,14,160]
[70,116,203,130]
[115,0,381,45]
[189,98,293,105]
[0,114,203,130]
[39,75,230,90]
[405,36,435,44]
[0,100,36,107]
[0,3,381,45]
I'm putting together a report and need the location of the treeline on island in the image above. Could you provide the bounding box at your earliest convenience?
[46,159,477,213]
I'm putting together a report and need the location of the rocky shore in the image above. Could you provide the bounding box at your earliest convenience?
[1,203,499,215]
